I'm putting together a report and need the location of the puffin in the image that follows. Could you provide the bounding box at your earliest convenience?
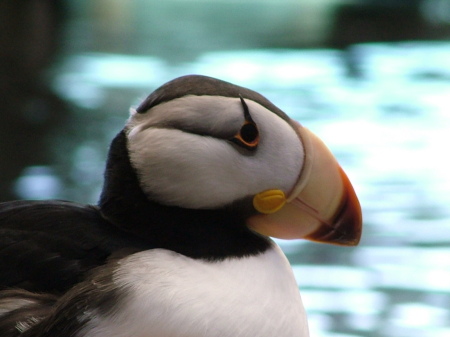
[0,75,362,337]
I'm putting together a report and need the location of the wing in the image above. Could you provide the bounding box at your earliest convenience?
[0,200,151,293]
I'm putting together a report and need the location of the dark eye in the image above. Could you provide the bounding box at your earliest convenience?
[229,95,260,151]
[240,122,259,145]
[231,121,259,150]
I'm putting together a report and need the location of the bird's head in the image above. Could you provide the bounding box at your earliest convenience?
[100,75,362,254]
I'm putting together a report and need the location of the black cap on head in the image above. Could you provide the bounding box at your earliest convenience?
[136,75,289,121]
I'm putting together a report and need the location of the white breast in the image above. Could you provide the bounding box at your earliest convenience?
[79,243,309,337]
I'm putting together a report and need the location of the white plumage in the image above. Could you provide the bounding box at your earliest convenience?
[127,95,303,209]
[79,243,309,337]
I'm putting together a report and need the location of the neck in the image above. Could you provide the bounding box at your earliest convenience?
[98,131,271,260]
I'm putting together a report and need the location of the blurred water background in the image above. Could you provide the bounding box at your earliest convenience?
[1,1,450,336]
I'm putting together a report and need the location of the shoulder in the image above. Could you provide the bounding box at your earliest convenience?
[0,200,151,292]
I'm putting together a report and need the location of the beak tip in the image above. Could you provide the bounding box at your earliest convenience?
[305,167,363,246]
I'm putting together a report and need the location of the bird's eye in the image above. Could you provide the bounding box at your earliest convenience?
[235,121,259,148]
[230,96,260,151]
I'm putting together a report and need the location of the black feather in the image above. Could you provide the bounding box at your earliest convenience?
[136,75,291,123]
[0,200,151,293]
[0,290,57,337]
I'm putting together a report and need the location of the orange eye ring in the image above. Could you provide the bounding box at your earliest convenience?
[230,95,260,151]
[231,121,259,150]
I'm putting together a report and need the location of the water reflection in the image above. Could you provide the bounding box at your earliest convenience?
[14,166,62,200]
[52,53,167,109]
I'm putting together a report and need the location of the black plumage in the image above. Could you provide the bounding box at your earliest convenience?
[0,199,151,293]
[136,75,290,121]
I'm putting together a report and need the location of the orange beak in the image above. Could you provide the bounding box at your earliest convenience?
[247,123,362,246]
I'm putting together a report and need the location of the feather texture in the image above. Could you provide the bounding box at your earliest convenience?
[0,200,151,293]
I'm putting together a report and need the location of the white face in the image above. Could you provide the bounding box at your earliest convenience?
[126,95,304,210]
